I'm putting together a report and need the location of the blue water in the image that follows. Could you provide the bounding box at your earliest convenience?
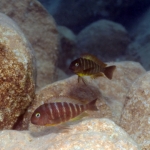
[38,0,150,72]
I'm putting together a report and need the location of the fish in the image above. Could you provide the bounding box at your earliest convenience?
[69,54,116,81]
[31,99,98,126]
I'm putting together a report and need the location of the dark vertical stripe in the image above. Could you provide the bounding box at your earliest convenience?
[90,60,95,74]
[83,59,86,70]
[75,104,80,115]
[85,59,89,70]
[80,105,84,112]
[47,103,54,120]
[89,60,92,69]
[95,62,98,74]
[68,103,73,119]
[63,102,71,121]
[87,60,92,75]
[50,103,60,122]
[80,58,83,66]
[90,61,94,74]
[55,103,63,122]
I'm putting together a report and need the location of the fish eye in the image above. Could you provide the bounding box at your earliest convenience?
[75,62,79,67]
[35,113,40,118]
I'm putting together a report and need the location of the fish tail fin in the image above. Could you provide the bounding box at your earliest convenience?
[87,99,98,111]
[104,65,116,79]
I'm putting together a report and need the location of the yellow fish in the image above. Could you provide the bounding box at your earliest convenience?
[69,54,116,82]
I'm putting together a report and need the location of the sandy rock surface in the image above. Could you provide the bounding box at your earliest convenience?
[120,71,150,150]
[0,118,140,150]
[0,0,59,88]
[0,13,35,129]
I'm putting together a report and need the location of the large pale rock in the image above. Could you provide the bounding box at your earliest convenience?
[76,20,131,60]
[19,61,145,129]
[0,0,59,88]
[0,13,35,129]
[0,118,140,150]
[120,72,150,150]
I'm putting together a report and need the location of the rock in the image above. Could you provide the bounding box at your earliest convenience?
[0,0,59,89]
[56,68,68,81]
[0,118,140,150]
[120,72,150,149]
[57,26,77,73]
[127,8,150,70]
[0,13,35,129]
[76,20,131,61]
[19,61,145,129]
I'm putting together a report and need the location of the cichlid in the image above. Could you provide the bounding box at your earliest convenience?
[31,99,97,126]
[69,54,116,81]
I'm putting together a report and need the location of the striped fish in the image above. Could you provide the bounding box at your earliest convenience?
[31,99,97,126]
[69,54,116,81]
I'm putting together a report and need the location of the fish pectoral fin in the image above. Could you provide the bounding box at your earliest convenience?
[57,124,71,133]
[90,72,105,79]
[78,76,87,86]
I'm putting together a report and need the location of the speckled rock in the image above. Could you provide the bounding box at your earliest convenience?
[19,61,145,130]
[120,72,150,150]
[0,0,59,88]
[76,20,131,61]
[0,118,140,150]
[0,13,35,129]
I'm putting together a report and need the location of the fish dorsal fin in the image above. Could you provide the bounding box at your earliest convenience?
[81,54,107,67]
[48,96,84,105]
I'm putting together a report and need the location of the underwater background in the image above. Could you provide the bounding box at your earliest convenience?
[38,0,150,74]
[0,0,149,149]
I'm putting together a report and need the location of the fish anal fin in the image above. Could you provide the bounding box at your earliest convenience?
[69,112,89,123]
[90,72,105,79]
[45,123,54,127]
[81,54,107,67]
[104,65,116,80]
